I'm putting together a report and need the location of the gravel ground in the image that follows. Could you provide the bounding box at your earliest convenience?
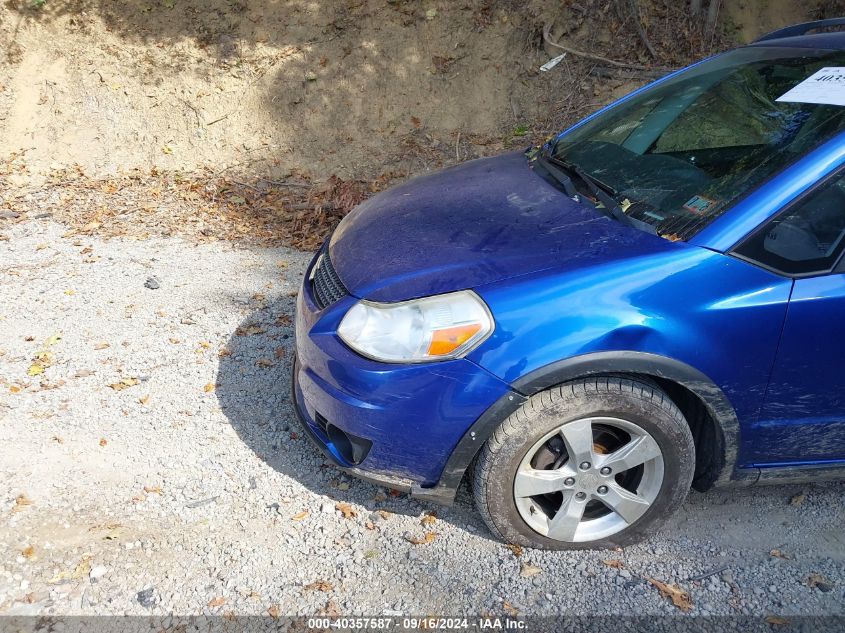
[1,218,844,619]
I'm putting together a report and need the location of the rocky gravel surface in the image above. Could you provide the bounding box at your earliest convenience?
[1,218,844,619]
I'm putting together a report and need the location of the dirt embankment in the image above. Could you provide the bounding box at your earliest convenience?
[0,0,840,247]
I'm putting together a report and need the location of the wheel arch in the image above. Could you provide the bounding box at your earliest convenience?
[411,351,746,505]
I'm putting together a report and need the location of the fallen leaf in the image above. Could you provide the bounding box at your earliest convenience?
[253,293,266,301]
[769,549,791,560]
[9,385,22,393]
[108,377,139,390]
[406,532,437,545]
[789,492,807,507]
[304,581,333,592]
[503,601,519,616]
[411,116,422,128]
[274,347,286,359]
[373,492,387,502]
[27,363,44,376]
[267,605,280,619]
[207,596,226,608]
[15,494,32,508]
[99,438,108,447]
[139,394,150,405]
[52,435,64,443]
[94,342,110,350]
[319,599,340,617]
[162,145,174,155]
[647,578,692,612]
[197,341,211,349]
[336,502,357,519]
[22,546,35,559]
[236,324,266,336]
[765,616,791,626]
[364,521,376,530]
[364,549,378,559]
[420,514,436,526]
[256,358,275,368]
[505,544,523,558]
[48,556,91,584]
[218,347,231,357]
[291,510,309,521]
[204,383,215,393]
[169,337,181,344]
[64,289,75,296]
[520,563,542,578]
[388,489,401,498]
[143,485,162,495]
[375,510,391,520]
[602,559,625,569]
[45,333,62,346]
[804,572,835,592]
[81,221,101,232]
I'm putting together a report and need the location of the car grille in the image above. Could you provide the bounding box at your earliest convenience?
[311,246,348,310]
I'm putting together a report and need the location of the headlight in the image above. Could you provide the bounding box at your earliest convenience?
[337,291,493,363]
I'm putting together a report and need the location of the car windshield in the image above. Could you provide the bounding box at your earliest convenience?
[549,46,845,240]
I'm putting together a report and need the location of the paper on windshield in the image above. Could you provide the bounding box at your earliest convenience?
[777,67,845,107]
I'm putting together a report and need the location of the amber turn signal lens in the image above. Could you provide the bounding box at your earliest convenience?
[427,323,483,356]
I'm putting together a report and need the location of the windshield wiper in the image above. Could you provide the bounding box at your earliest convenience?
[533,154,580,200]
[550,157,658,236]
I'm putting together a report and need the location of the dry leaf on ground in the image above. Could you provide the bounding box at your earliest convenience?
[204,383,215,393]
[304,580,333,592]
[420,513,437,526]
[770,549,791,559]
[335,502,357,519]
[503,601,519,616]
[790,492,807,507]
[602,559,625,569]
[520,563,542,578]
[267,605,280,619]
[207,596,226,608]
[406,532,437,545]
[291,510,309,521]
[48,556,91,584]
[505,544,523,557]
[647,577,692,612]
[108,377,139,390]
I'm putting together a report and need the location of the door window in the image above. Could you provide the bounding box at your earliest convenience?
[734,171,845,275]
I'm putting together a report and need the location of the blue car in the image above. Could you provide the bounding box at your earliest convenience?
[293,19,845,549]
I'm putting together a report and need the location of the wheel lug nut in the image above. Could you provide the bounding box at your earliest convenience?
[600,466,612,475]
[575,492,586,500]
[597,485,608,495]
[564,477,575,486]
[579,461,591,470]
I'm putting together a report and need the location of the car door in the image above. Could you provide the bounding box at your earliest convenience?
[735,169,845,466]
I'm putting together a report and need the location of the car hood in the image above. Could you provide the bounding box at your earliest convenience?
[329,151,679,302]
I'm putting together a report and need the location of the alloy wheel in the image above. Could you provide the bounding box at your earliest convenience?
[513,417,664,543]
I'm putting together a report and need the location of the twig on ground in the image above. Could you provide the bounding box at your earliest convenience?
[543,22,673,73]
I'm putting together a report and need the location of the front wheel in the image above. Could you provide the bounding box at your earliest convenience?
[473,377,695,549]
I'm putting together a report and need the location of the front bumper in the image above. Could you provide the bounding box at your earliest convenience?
[292,249,511,502]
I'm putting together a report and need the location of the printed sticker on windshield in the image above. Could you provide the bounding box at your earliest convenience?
[683,195,717,215]
[777,67,845,107]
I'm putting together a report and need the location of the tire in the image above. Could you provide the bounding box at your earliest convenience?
[473,376,695,550]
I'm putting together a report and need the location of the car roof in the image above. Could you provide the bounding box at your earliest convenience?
[747,18,845,50]
[748,31,845,50]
